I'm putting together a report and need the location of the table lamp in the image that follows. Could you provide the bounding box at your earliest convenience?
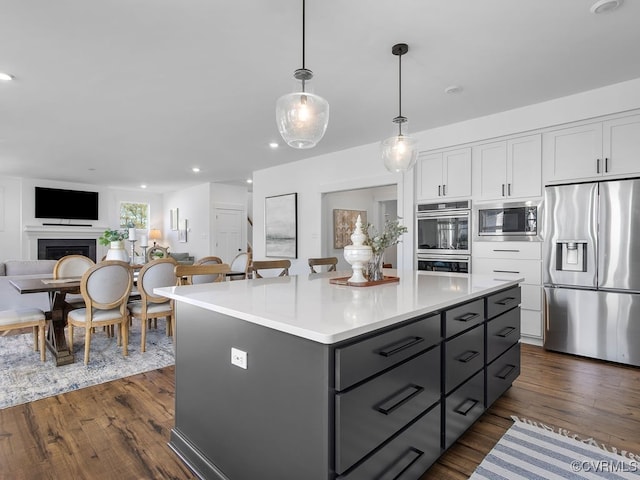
[149,229,162,246]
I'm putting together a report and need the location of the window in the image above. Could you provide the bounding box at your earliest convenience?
[120,202,149,229]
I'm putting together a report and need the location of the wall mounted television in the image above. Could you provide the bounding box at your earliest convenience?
[35,187,99,221]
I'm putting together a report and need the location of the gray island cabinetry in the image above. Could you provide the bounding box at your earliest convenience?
[156,272,522,480]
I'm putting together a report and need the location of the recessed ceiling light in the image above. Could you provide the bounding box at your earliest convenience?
[192,167,200,173]
[140,184,147,189]
[269,142,279,149]
[0,73,14,82]
[444,85,463,94]
[590,0,622,14]
[246,179,253,184]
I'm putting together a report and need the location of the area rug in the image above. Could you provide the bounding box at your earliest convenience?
[0,320,175,409]
[470,416,640,479]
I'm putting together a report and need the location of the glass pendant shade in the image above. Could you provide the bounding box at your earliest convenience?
[381,125,418,173]
[276,77,329,149]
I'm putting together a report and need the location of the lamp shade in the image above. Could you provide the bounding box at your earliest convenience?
[149,229,162,243]
[276,87,329,149]
[381,134,418,173]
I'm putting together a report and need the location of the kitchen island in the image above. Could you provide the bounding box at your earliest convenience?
[156,271,522,480]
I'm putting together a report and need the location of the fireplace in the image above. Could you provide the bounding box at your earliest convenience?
[38,239,97,262]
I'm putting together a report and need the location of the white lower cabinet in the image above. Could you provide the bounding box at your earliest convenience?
[472,242,543,341]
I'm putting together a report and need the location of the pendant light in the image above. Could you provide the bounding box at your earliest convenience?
[381,43,418,173]
[275,0,329,149]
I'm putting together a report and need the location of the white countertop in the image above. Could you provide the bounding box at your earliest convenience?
[155,271,521,345]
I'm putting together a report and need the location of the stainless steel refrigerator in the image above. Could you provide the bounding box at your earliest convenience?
[543,178,640,366]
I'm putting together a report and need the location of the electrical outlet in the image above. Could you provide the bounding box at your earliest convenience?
[231,347,248,369]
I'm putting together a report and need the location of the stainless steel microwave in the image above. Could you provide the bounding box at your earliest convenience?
[473,200,542,241]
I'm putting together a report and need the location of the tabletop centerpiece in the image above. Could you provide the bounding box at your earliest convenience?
[364,218,408,282]
[99,227,130,262]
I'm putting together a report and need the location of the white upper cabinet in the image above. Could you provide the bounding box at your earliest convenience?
[416,147,471,202]
[472,134,542,201]
[543,114,640,183]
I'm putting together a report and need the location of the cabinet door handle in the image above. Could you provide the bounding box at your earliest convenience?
[497,326,516,338]
[443,184,447,196]
[508,183,512,196]
[376,447,424,480]
[454,398,479,416]
[496,364,517,380]
[456,350,480,363]
[454,312,479,322]
[376,384,424,415]
[597,158,601,174]
[377,336,424,357]
[493,270,520,274]
[605,157,609,173]
[501,184,505,196]
[438,185,442,196]
[495,296,517,306]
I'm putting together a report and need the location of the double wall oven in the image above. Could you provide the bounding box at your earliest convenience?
[416,200,470,273]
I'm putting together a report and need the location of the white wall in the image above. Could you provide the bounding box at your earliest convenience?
[0,176,23,260]
[253,77,640,274]
[162,182,248,261]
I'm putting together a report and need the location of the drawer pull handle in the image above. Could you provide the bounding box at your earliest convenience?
[496,364,517,380]
[378,336,424,357]
[454,312,479,322]
[376,447,424,480]
[456,350,480,363]
[495,296,517,306]
[493,270,520,274]
[497,326,516,338]
[493,249,519,252]
[376,384,424,415]
[454,398,479,416]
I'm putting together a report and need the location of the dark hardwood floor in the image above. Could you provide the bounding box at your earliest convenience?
[1,344,638,479]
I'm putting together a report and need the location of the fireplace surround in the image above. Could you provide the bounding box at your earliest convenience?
[38,238,97,262]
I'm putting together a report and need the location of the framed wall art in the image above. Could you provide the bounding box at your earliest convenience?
[170,208,179,231]
[333,209,367,249]
[265,193,297,258]
[178,219,188,243]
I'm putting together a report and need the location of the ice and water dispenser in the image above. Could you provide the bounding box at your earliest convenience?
[555,241,587,272]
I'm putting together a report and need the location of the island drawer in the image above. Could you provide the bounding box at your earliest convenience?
[444,298,484,338]
[335,313,440,391]
[487,342,520,407]
[336,405,441,480]
[335,347,440,474]
[486,286,521,319]
[444,369,485,449]
[445,324,484,394]
[487,307,520,363]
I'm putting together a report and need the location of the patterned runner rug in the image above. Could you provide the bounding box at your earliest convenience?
[0,320,174,409]
[470,416,640,479]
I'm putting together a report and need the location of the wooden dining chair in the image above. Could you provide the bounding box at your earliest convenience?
[175,263,231,286]
[308,257,338,273]
[230,251,252,280]
[127,258,177,352]
[251,260,291,278]
[53,254,95,309]
[66,260,133,365]
[0,308,47,361]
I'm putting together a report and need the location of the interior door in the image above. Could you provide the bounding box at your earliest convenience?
[214,207,244,263]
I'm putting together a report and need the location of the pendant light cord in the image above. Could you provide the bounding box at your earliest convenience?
[397,52,403,135]
[302,0,306,70]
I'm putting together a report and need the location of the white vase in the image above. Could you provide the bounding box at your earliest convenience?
[343,215,372,283]
[105,241,129,262]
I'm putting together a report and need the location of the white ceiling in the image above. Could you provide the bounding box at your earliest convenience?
[1,0,639,193]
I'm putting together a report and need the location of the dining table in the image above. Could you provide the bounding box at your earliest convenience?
[9,276,82,366]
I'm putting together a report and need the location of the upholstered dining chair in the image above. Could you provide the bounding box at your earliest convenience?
[53,254,95,309]
[251,259,291,278]
[308,257,338,273]
[66,260,133,365]
[175,263,231,286]
[127,258,177,352]
[230,251,252,280]
[190,256,223,284]
[0,308,47,361]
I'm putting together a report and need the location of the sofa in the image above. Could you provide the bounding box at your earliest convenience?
[168,252,195,265]
[0,260,57,312]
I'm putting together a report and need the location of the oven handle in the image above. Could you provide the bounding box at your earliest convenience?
[417,211,470,219]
